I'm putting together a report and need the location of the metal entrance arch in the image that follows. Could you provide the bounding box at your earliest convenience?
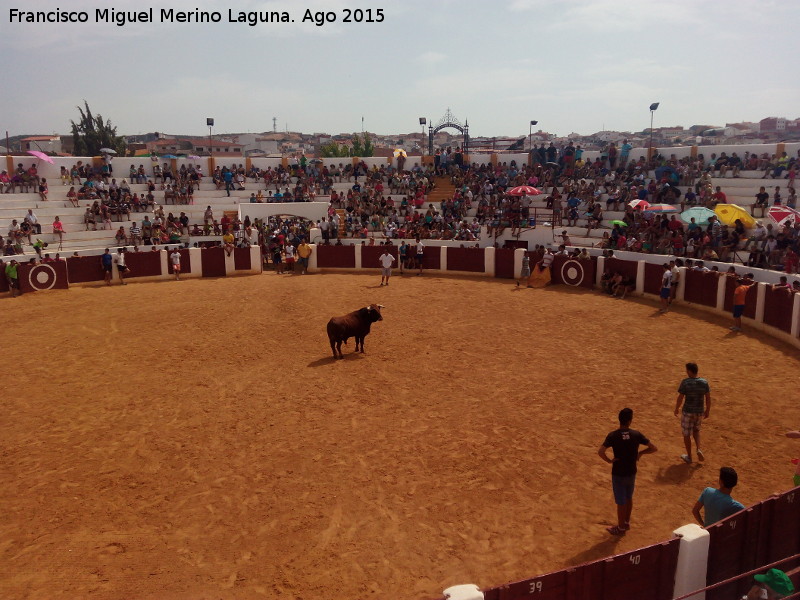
[428,108,469,155]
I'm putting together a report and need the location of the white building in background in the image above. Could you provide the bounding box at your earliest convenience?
[227,133,279,155]
[20,135,62,154]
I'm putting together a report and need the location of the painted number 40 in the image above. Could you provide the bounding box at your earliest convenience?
[629,554,641,565]
[528,580,542,593]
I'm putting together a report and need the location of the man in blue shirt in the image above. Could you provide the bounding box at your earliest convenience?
[620,139,632,167]
[101,248,113,286]
[692,467,745,526]
[223,169,233,197]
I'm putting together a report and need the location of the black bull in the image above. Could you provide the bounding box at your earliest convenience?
[326,304,384,359]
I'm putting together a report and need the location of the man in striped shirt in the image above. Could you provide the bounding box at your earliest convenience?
[129,222,142,245]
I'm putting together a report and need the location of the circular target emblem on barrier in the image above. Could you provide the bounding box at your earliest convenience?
[28,263,58,291]
[560,259,586,287]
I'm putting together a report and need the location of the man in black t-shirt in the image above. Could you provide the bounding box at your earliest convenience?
[598,408,657,535]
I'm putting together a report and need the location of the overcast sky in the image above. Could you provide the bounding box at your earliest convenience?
[3,0,798,139]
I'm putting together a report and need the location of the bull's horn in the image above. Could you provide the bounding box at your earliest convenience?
[377,304,385,308]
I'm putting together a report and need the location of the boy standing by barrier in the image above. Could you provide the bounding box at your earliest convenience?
[730,275,756,332]
[674,362,711,464]
[598,408,657,535]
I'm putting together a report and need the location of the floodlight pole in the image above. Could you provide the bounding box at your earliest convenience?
[649,102,659,163]
[529,120,538,152]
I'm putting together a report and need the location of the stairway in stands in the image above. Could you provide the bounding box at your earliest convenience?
[426,176,455,206]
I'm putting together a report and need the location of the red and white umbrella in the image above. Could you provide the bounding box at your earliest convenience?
[506,185,542,196]
[644,203,678,213]
[628,199,650,210]
[767,206,800,227]
[27,150,55,164]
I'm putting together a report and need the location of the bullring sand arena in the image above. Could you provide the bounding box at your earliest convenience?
[3,272,799,600]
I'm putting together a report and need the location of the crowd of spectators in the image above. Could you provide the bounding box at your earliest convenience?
[4,146,800,273]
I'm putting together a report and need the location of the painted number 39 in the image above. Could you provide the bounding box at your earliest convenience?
[528,580,542,593]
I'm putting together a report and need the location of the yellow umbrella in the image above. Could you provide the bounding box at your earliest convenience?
[393,149,407,158]
[714,204,756,228]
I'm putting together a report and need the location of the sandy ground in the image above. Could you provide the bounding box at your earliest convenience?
[2,271,799,600]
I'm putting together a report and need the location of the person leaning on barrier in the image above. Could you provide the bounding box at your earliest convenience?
[742,568,794,599]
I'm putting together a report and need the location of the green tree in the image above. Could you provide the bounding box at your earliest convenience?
[319,141,350,157]
[350,132,374,157]
[70,101,127,156]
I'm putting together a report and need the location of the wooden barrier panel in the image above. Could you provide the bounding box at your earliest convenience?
[550,256,595,288]
[167,249,192,275]
[66,255,106,284]
[494,566,570,600]
[201,247,227,277]
[125,251,163,278]
[598,540,680,600]
[643,262,665,296]
[317,244,356,268]
[723,277,757,318]
[421,245,441,270]
[762,287,795,333]
[495,248,516,279]
[0,264,8,292]
[486,537,679,600]
[362,245,397,269]
[758,487,800,566]
[18,260,69,293]
[706,505,762,600]
[683,269,719,307]
[604,258,638,282]
[447,247,485,273]
[233,247,251,270]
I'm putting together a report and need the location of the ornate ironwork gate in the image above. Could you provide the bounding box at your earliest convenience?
[428,108,469,155]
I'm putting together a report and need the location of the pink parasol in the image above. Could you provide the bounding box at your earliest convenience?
[27,150,55,164]
[628,199,650,210]
[506,185,542,196]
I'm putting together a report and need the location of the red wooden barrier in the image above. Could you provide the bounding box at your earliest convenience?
[447,247,485,273]
[233,247,251,270]
[167,249,192,275]
[550,256,595,288]
[683,269,719,307]
[66,255,106,283]
[643,262,666,295]
[18,260,69,293]
[486,538,679,600]
[759,488,800,567]
[362,245,397,269]
[495,248,515,279]
[125,251,163,278]
[201,247,226,277]
[421,245,441,270]
[598,540,679,600]
[0,262,8,292]
[722,277,757,319]
[706,504,763,600]
[763,286,795,334]
[317,244,356,268]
